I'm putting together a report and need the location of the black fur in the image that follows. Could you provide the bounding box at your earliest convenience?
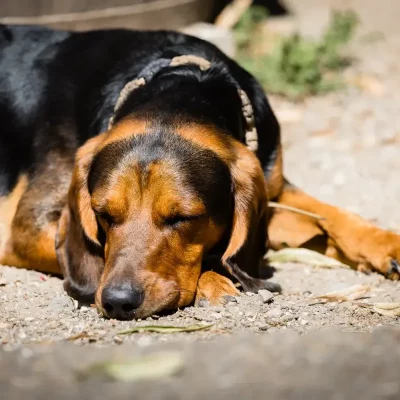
[1,24,282,297]
[0,24,279,196]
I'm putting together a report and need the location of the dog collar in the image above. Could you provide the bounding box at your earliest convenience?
[108,55,258,152]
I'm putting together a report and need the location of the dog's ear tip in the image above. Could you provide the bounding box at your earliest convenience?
[242,279,282,294]
[262,280,282,293]
[63,278,96,304]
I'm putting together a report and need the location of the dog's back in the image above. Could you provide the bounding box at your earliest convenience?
[0,25,68,193]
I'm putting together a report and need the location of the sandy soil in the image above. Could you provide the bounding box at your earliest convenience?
[1,22,400,400]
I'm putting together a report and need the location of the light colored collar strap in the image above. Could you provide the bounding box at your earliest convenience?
[108,55,258,152]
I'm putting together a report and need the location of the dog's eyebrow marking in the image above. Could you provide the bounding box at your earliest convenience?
[88,130,232,225]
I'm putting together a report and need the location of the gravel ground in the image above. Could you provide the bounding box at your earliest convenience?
[1,22,400,399]
[3,328,400,400]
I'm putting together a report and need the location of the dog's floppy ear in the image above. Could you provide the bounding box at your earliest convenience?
[222,144,281,293]
[55,134,106,303]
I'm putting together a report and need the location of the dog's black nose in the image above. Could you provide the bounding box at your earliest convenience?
[101,284,144,320]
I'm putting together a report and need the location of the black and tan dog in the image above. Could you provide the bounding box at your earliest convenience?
[0,24,399,320]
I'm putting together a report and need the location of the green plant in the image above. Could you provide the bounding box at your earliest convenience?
[234,5,269,50]
[234,9,358,99]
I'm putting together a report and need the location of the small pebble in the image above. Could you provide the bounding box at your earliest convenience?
[266,307,282,318]
[257,325,269,331]
[258,289,274,304]
[282,315,296,322]
[198,299,210,308]
[113,336,123,344]
[227,306,240,314]
[302,312,309,317]
[48,296,75,312]
[223,295,238,303]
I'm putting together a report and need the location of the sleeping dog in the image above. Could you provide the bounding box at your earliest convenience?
[0,24,399,320]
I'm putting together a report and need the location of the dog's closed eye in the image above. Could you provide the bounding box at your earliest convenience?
[94,210,115,226]
[164,214,204,228]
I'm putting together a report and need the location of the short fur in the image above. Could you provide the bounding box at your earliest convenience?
[1,24,399,319]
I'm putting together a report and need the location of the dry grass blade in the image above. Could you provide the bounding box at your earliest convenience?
[267,248,351,269]
[372,302,400,317]
[83,351,184,382]
[316,284,371,302]
[118,324,213,335]
[67,332,93,342]
[268,202,324,220]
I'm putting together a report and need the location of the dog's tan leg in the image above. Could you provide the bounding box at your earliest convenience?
[195,271,240,306]
[268,182,400,280]
[0,154,73,275]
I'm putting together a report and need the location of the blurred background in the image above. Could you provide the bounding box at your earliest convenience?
[1,0,399,226]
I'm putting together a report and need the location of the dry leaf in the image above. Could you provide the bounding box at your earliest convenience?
[84,351,184,382]
[67,332,93,342]
[267,248,351,269]
[316,284,371,302]
[372,302,400,317]
[118,324,213,335]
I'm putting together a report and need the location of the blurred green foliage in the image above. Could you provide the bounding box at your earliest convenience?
[234,8,358,99]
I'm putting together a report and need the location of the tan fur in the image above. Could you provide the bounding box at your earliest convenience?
[269,185,400,280]
[195,271,239,306]
[92,157,226,318]
[0,175,28,264]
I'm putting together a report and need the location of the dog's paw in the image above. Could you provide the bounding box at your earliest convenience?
[386,258,400,281]
[195,271,239,306]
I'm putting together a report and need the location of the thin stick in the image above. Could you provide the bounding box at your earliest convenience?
[214,0,253,30]
[268,201,324,220]
[0,0,195,25]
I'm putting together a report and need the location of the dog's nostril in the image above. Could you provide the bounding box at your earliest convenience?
[103,302,114,313]
[122,303,135,313]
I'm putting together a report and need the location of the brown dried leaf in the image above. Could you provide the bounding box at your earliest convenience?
[372,302,400,317]
[316,284,371,302]
[267,248,351,269]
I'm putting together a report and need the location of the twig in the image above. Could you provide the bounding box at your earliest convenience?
[214,0,253,30]
[0,0,195,25]
[268,201,324,220]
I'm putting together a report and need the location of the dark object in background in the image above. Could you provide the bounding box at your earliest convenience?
[253,0,288,16]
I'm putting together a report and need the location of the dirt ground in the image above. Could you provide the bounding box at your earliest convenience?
[1,16,400,400]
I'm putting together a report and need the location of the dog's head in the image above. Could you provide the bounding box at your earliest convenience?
[56,63,272,319]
